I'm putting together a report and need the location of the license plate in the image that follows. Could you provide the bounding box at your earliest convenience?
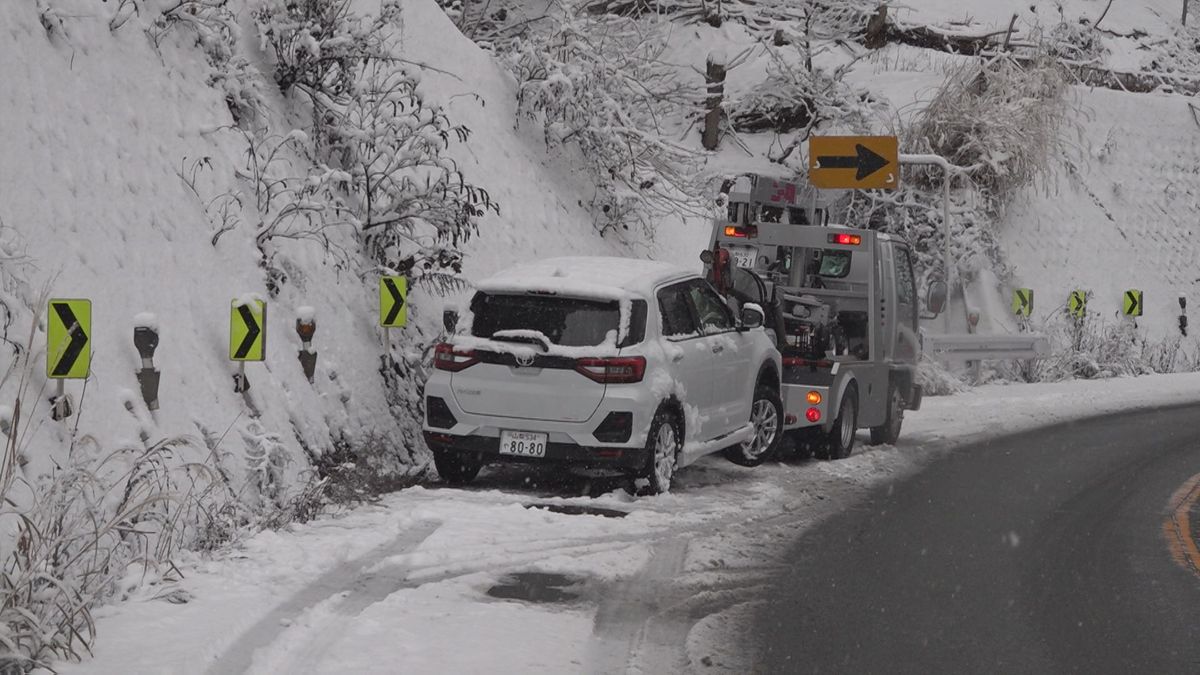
[728,245,758,269]
[499,430,548,458]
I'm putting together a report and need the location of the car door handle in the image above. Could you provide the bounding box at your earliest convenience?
[712,344,724,354]
[672,353,685,363]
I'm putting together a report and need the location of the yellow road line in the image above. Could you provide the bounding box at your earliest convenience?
[1163,471,1200,579]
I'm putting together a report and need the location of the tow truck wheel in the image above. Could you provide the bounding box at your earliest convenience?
[869,384,904,446]
[724,384,783,467]
[815,384,858,460]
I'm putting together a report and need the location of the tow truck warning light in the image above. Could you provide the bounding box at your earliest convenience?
[829,233,862,246]
[724,225,757,238]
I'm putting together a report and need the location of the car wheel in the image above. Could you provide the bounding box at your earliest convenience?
[642,408,682,494]
[815,383,858,461]
[869,383,904,446]
[432,448,482,485]
[724,384,783,467]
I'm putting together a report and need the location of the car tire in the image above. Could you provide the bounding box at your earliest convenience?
[641,407,682,495]
[815,383,858,461]
[869,383,904,446]
[432,448,483,485]
[724,384,783,467]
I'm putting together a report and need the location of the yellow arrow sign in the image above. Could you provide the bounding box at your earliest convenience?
[1123,289,1143,317]
[47,299,91,379]
[379,277,408,328]
[809,136,899,190]
[230,298,266,361]
[1068,290,1087,319]
[1012,288,1033,317]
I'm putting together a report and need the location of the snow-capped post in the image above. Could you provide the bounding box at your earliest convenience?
[1179,294,1188,337]
[295,307,317,383]
[133,313,161,411]
[702,50,727,151]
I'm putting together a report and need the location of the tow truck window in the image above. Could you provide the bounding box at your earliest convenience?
[817,250,852,278]
[759,205,783,223]
[787,207,808,225]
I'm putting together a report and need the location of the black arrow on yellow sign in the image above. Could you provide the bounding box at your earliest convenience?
[1124,290,1143,317]
[816,144,890,181]
[383,278,406,326]
[51,303,89,377]
[234,304,261,359]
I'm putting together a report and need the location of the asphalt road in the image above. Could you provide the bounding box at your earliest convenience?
[751,404,1200,675]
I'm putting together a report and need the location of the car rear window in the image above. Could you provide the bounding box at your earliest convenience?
[470,294,645,347]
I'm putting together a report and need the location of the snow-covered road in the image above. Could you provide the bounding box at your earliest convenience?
[57,373,1200,675]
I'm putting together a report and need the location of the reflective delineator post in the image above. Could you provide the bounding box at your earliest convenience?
[296,313,317,383]
[134,323,161,411]
[49,379,71,421]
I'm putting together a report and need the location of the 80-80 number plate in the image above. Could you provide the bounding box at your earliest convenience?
[500,430,548,458]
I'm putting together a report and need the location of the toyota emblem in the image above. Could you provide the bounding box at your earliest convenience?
[515,352,535,367]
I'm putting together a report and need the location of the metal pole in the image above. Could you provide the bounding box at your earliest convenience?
[898,153,955,332]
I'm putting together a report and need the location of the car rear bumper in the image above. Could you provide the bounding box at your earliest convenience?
[423,431,650,473]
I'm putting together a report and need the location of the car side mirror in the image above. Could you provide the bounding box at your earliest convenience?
[443,308,459,333]
[925,281,948,316]
[740,303,765,329]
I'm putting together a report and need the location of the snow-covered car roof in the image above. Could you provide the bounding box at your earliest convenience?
[475,256,692,300]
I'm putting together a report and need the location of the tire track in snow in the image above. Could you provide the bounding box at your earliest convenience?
[206,520,441,674]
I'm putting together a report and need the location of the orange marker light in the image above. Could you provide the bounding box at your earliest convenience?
[724,225,748,238]
[806,391,822,405]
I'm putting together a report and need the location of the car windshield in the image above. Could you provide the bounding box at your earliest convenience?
[470,293,621,347]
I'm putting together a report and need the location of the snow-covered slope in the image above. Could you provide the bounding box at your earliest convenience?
[999,87,1200,335]
[0,0,632,495]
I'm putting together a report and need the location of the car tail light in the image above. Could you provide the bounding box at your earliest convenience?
[433,343,479,372]
[576,356,646,384]
[806,407,821,423]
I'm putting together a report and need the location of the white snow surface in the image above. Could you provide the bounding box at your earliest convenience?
[57,373,1200,675]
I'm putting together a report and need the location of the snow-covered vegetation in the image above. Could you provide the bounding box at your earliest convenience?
[4,0,1200,668]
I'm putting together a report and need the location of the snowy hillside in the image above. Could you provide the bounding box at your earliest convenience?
[0,0,637,496]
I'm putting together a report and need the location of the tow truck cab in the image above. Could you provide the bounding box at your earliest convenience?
[706,174,942,453]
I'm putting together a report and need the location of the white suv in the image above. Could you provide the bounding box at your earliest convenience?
[422,257,783,493]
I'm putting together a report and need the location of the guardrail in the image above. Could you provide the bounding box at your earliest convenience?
[923,333,1052,361]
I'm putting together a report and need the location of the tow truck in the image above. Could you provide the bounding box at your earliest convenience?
[703,174,947,458]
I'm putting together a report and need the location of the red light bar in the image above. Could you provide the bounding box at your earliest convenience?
[828,233,862,246]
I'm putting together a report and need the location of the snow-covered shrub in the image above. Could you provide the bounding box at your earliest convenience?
[151,1,269,127]
[990,310,1200,384]
[910,54,1072,210]
[253,0,494,292]
[253,0,400,139]
[582,0,873,36]
[917,354,967,396]
[1043,20,1106,64]
[510,14,708,235]
[839,186,1009,293]
[328,64,497,291]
